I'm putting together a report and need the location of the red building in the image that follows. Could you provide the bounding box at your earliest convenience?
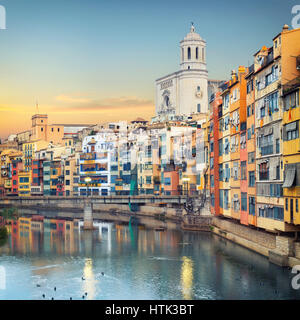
[11,159,23,196]
[31,159,44,196]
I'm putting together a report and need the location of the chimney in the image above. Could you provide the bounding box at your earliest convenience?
[282,24,289,32]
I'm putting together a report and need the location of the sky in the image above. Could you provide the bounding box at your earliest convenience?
[0,0,298,140]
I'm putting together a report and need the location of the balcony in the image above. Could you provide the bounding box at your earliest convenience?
[80,152,108,161]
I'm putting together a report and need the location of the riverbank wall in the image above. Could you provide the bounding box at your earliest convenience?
[211,216,300,268]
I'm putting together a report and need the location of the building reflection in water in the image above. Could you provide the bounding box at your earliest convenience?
[181,256,194,300]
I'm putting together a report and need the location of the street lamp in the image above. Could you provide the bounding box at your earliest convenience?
[182,177,190,196]
[85,176,91,197]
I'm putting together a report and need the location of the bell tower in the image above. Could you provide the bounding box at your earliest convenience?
[180,23,207,71]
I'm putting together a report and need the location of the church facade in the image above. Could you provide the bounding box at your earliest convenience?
[154,24,209,122]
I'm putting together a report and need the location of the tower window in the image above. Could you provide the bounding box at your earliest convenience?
[188,47,191,60]
[188,66,190,70]
[41,128,43,132]
[197,104,201,113]
[196,47,198,60]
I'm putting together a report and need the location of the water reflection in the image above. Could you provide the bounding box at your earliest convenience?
[82,258,96,300]
[0,214,300,300]
[181,256,194,300]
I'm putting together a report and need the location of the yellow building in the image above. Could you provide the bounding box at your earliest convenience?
[18,171,31,197]
[0,149,22,195]
[282,80,300,226]
[22,140,49,172]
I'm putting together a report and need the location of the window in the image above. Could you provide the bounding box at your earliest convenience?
[284,91,299,111]
[188,47,191,60]
[66,180,70,186]
[283,121,299,141]
[219,164,223,182]
[249,171,255,187]
[249,197,255,215]
[297,199,299,213]
[196,47,198,59]
[146,176,152,184]
[260,134,273,156]
[223,94,229,109]
[241,161,247,180]
[219,139,223,156]
[248,152,255,164]
[197,104,201,113]
[276,165,280,180]
[259,162,269,180]
[210,175,214,188]
[224,190,229,210]
[247,105,251,117]
[224,138,229,155]
[260,105,265,118]
[210,157,214,169]
[233,162,239,180]
[224,164,230,182]
[247,80,253,94]
[286,198,288,211]
[219,190,223,209]
[211,193,215,207]
[241,193,247,211]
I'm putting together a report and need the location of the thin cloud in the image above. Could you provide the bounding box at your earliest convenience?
[54,94,154,112]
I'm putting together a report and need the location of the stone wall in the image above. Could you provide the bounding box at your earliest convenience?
[276,236,295,256]
[212,217,276,249]
[295,242,300,259]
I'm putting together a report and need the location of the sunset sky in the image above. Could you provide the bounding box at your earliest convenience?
[0,0,298,140]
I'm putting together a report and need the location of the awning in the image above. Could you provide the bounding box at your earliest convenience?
[283,167,296,188]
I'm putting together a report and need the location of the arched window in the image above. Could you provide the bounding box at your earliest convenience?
[188,66,190,70]
[196,47,198,60]
[188,47,191,60]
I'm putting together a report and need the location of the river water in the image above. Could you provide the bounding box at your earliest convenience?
[0,214,300,300]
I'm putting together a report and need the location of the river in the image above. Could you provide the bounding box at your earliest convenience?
[0,213,299,300]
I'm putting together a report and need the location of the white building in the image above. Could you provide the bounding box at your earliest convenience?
[154,24,208,122]
[79,134,117,196]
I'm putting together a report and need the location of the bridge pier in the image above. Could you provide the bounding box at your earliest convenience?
[83,199,94,230]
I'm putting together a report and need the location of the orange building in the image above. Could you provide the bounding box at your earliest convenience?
[245,64,257,226]
[228,67,247,221]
